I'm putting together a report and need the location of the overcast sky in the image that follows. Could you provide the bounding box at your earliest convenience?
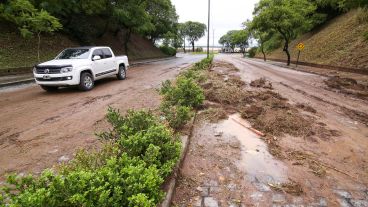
[171,0,259,47]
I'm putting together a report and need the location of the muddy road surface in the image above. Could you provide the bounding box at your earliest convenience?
[173,55,368,206]
[0,54,204,179]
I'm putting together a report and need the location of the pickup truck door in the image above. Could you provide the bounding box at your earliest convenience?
[91,49,106,78]
[102,48,116,73]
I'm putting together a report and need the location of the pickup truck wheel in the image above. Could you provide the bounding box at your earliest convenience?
[41,85,58,92]
[79,72,94,91]
[117,65,126,80]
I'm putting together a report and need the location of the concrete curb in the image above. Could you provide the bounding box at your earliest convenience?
[130,57,177,67]
[252,57,368,75]
[0,78,35,88]
[160,112,197,207]
[0,57,177,89]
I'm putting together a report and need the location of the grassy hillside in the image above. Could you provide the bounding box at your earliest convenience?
[0,22,167,70]
[261,9,368,70]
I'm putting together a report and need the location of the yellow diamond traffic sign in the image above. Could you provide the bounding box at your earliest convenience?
[297,43,305,51]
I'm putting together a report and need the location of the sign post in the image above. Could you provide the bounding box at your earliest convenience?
[296,43,304,68]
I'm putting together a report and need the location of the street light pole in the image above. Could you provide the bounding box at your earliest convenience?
[207,0,210,58]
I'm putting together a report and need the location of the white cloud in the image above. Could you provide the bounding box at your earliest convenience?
[171,0,259,46]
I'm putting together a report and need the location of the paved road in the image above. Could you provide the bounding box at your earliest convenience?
[0,54,204,178]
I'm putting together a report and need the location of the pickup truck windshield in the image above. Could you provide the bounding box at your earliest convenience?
[56,49,90,59]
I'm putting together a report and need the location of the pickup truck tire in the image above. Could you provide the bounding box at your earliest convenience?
[41,85,58,92]
[79,72,94,91]
[117,65,126,80]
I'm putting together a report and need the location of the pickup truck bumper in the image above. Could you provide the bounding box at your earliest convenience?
[34,73,79,86]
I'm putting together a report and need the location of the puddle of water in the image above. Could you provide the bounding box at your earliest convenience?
[217,114,288,183]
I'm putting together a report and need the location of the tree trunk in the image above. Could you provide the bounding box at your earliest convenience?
[183,38,186,53]
[124,29,132,55]
[283,41,290,66]
[261,45,266,61]
[37,32,41,63]
[191,41,195,52]
[277,28,291,66]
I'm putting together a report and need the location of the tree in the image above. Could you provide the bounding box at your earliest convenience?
[219,31,237,51]
[146,0,178,43]
[178,23,188,53]
[0,0,62,62]
[219,30,250,53]
[252,0,317,65]
[113,0,154,55]
[245,20,274,61]
[232,30,250,53]
[182,21,207,52]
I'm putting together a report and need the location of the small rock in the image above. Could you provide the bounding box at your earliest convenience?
[272,194,286,204]
[48,149,59,154]
[58,155,70,163]
[196,186,203,192]
[204,197,219,207]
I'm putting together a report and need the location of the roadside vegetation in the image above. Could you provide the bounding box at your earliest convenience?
[0,57,213,206]
[0,0,209,69]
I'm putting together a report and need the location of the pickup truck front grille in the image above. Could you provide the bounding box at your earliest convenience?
[35,65,72,74]
[36,68,61,74]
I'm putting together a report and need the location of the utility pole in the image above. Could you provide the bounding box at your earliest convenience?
[207,0,211,58]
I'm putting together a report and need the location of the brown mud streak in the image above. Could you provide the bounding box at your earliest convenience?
[279,82,368,126]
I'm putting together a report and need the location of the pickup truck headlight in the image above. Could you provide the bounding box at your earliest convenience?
[60,67,73,73]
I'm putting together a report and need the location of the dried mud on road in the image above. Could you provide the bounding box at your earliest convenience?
[173,56,368,207]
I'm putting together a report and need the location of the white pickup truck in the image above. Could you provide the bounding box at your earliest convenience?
[33,46,129,91]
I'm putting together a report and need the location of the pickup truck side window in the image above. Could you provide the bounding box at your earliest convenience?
[92,49,104,59]
[102,48,113,59]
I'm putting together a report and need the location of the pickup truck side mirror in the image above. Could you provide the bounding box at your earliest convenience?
[92,55,101,61]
